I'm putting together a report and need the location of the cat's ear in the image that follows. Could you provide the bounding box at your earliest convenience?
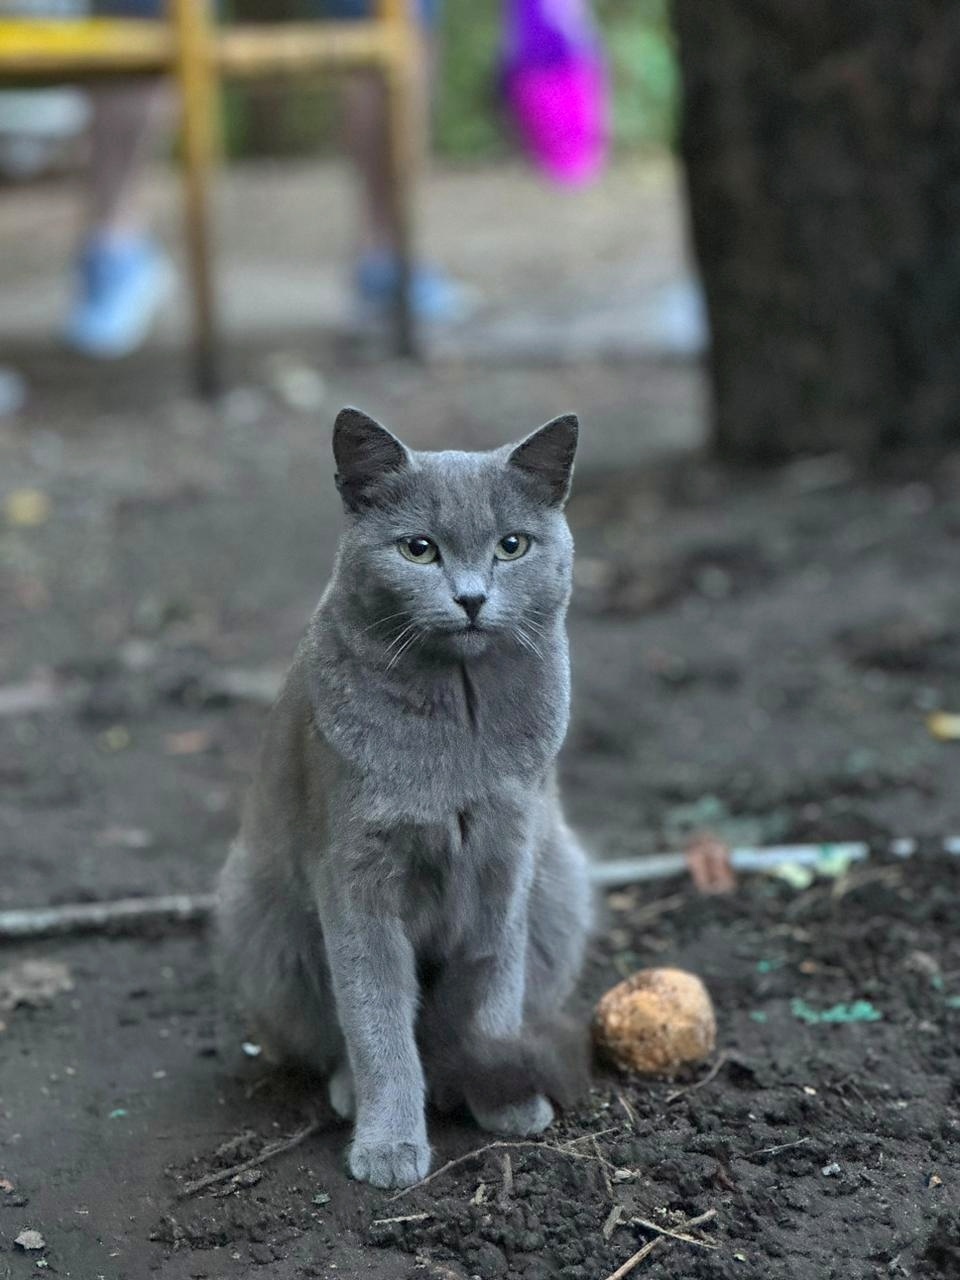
[333,407,409,511]
[507,414,579,507]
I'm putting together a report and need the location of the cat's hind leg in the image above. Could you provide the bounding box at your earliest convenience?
[525,815,593,1019]
[216,843,343,1075]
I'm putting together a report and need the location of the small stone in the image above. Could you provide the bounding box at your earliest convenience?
[14,1229,45,1251]
[821,1162,841,1177]
[594,968,716,1076]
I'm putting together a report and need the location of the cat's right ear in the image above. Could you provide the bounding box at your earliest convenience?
[507,413,579,507]
[333,407,409,511]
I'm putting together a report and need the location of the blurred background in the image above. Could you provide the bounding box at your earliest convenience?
[3,0,959,904]
[4,0,960,1271]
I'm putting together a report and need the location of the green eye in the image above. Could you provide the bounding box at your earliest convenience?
[495,533,530,561]
[398,536,438,564]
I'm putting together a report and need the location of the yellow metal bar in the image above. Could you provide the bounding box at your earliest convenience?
[375,0,408,20]
[216,23,393,78]
[0,18,171,76]
[0,6,423,373]
[379,0,419,357]
[171,0,220,398]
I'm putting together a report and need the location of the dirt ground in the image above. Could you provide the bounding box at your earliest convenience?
[2,159,960,1278]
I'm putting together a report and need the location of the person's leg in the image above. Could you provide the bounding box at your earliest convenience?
[320,0,473,324]
[86,79,170,241]
[340,26,432,259]
[66,0,174,357]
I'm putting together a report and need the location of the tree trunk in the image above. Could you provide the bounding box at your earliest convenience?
[672,0,960,461]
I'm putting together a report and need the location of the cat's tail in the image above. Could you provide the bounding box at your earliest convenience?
[421,1013,592,1115]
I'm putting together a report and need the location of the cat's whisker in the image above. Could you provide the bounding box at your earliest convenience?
[385,628,425,671]
[383,621,419,655]
[360,609,411,636]
[512,625,544,661]
[521,615,549,637]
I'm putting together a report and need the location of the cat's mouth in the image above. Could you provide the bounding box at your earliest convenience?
[436,621,486,635]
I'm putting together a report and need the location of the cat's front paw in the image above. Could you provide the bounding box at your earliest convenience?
[471,1093,554,1136]
[347,1137,431,1189]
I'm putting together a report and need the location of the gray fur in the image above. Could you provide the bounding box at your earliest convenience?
[217,408,593,1189]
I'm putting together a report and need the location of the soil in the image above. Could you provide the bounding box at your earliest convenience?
[4,245,960,1272]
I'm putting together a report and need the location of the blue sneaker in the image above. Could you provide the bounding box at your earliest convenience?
[64,234,172,358]
[354,251,477,328]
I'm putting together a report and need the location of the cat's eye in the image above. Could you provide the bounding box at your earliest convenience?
[398,536,439,564]
[494,533,530,561]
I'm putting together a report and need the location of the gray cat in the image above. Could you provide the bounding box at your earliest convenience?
[216,407,592,1190]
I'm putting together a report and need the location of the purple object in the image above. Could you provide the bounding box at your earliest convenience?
[501,0,610,186]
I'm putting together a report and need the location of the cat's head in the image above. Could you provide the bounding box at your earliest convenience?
[331,407,578,662]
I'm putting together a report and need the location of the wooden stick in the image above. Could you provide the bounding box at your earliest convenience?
[379,0,419,358]
[387,1131,608,1203]
[602,1210,718,1280]
[665,1052,729,1105]
[370,1212,432,1227]
[615,1090,639,1129]
[602,1204,624,1240]
[0,893,216,942]
[176,1118,319,1198]
[603,1236,665,1279]
[630,1208,717,1249]
[172,0,220,398]
[497,1152,514,1208]
[746,1137,808,1158]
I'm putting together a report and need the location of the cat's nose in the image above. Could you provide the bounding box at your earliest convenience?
[455,593,486,623]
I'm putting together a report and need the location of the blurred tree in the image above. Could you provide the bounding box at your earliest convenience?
[673,1,960,460]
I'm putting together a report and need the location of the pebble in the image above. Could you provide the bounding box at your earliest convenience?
[14,1229,45,1251]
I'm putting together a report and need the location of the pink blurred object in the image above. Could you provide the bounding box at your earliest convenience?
[501,0,610,187]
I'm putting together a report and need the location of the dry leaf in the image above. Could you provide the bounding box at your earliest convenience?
[5,489,50,528]
[164,729,213,756]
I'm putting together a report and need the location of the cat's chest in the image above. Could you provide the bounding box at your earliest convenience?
[317,655,567,823]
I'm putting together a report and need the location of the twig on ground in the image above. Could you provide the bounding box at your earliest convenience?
[615,1091,639,1129]
[665,1052,730,1105]
[594,1136,615,1198]
[602,1204,624,1240]
[176,1118,320,1199]
[498,1153,513,1207]
[745,1137,809,1158]
[603,1236,665,1278]
[0,893,215,942]
[387,1131,615,1203]
[602,1209,718,1280]
[371,1212,432,1227]
[629,893,687,925]
[630,1208,718,1248]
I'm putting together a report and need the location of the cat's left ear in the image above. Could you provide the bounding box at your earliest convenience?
[507,414,579,507]
[333,407,410,511]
